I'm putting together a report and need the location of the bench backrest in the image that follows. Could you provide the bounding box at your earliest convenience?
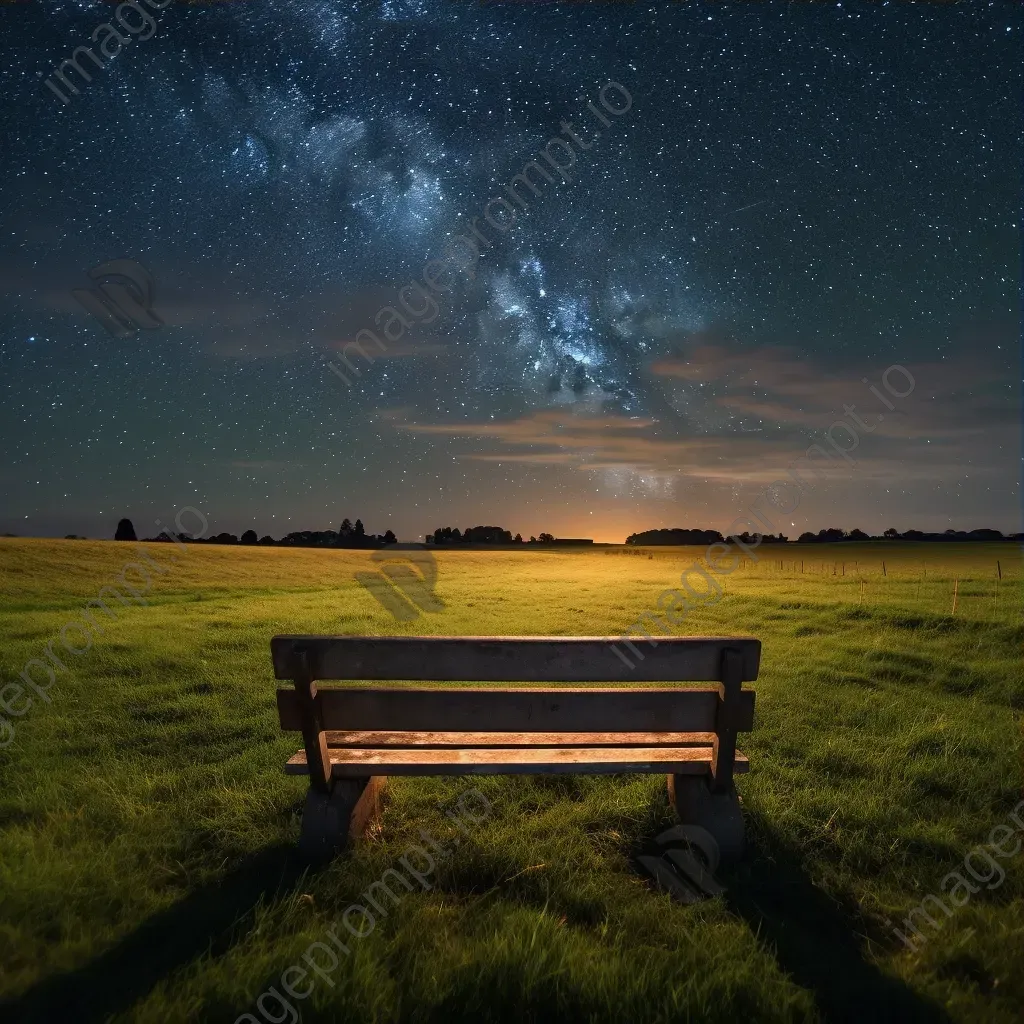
[271,635,760,684]
[272,636,759,792]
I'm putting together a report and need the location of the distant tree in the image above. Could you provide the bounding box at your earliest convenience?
[538,532,555,543]
[258,535,276,545]
[354,519,365,538]
[883,528,899,539]
[462,526,514,544]
[848,529,870,541]
[530,536,537,543]
[241,529,258,545]
[626,528,724,546]
[212,533,238,544]
[155,530,186,544]
[797,532,817,543]
[339,518,353,538]
[383,529,397,544]
[451,527,462,541]
[817,528,846,543]
[115,518,137,541]
[514,533,523,543]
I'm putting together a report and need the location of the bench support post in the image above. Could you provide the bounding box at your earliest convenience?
[668,647,746,863]
[710,648,743,793]
[294,648,332,794]
[292,648,385,860]
[667,773,744,865]
[299,776,386,861]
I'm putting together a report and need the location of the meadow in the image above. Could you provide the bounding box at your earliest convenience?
[0,537,1021,1023]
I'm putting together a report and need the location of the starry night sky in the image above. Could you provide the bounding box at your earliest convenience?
[1,1,1019,542]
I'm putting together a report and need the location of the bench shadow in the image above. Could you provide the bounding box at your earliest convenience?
[720,809,952,1024]
[1,843,312,1024]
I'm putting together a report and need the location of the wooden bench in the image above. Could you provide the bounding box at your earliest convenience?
[271,635,759,861]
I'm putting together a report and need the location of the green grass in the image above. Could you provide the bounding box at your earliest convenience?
[0,538,1021,1023]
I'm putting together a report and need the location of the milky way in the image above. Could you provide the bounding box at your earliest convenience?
[0,1,1018,540]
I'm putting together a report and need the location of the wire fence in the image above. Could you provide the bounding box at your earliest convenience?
[605,546,1022,625]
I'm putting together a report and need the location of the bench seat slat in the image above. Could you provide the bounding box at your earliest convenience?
[321,730,718,748]
[277,687,755,734]
[284,746,750,777]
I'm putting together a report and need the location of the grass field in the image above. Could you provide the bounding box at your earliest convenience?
[0,538,1021,1023]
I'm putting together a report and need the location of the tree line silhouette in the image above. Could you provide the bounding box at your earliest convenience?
[426,527,594,544]
[626,526,1022,545]
[103,518,1023,546]
[115,517,398,548]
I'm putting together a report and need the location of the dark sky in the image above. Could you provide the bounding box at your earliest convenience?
[0,0,1019,542]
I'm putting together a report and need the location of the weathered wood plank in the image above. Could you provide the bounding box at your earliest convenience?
[271,635,761,683]
[299,775,385,861]
[320,730,718,748]
[711,648,744,792]
[277,686,755,734]
[285,746,750,776]
[294,650,331,793]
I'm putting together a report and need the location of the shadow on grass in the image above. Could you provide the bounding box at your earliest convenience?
[722,810,952,1024]
[0,843,312,1024]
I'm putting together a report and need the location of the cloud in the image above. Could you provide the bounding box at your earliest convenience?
[395,340,1018,491]
[651,339,1018,445]
[399,409,777,478]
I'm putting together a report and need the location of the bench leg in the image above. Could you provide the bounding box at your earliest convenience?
[299,776,386,861]
[667,774,744,865]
